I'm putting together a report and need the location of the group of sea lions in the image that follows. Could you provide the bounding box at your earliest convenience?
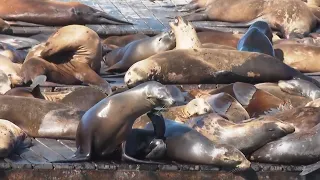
[1,0,320,176]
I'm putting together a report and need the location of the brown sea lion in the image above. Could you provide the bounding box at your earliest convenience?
[59,86,108,111]
[274,43,320,73]
[0,0,131,25]
[187,113,295,155]
[0,119,32,158]
[102,34,149,48]
[53,81,175,162]
[104,31,175,72]
[0,96,84,139]
[180,0,318,38]
[197,31,241,48]
[21,25,112,94]
[255,82,310,107]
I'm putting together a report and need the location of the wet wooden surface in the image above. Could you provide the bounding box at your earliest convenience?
[6,0,248,36]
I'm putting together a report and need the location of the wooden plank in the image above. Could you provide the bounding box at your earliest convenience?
[36,138,74,159]
[58,140,96,170]
[18,148,53,169]
[4,153,32,169]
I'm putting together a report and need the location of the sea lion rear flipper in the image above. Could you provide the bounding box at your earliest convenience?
[300,161,320,176]
[5,21,46,27]
[50,154,90,163]
[95,10,134,25]
[121,142,164,164]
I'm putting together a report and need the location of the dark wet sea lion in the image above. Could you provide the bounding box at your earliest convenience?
[0,119,32,158]
[278,79,320,100]
[255,82,310,107]
[187,113,295,155]
[0,0,131,25]
[21,25,112,94]
[59,86,108,111]
[104,31,175,72]
[274,43,320,73]
[53,81,175,162]
[145,118,251,169]
[102,34,149,48]
[237,27,275,56]
[180,0,318,38]
[250,123,320,165]
[0,96,83,139]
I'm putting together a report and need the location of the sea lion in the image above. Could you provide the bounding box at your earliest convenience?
[250,123,320,165]
[237,23,275,56]
[59,86,108,111]
[255,82,310,107]
[165,85,186,105]
[104,31,175,73]
[102,34,149,48]
[0,42,27,63]
[144,118,251,170]
[0,34,40,50]
[306,98,320,107]
[0,119,32,158]
[0,54,23,86]
[0,70,11,94]
[180,0,318,38]
[265,106,320,132]
[0,96,83,139]
[21,25,112,94]
[278,79,320,100]
[187,113,295,155]
[0,0,131,25]
[0,18,10,32]
[53,81,175,162]
[197,30,241,48]
[274,43,320,73]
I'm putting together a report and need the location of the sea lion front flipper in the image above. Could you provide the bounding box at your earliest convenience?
[147,110,166,139]
[233,82,256,106]
[51,148,91,163]
[300,161,320,176]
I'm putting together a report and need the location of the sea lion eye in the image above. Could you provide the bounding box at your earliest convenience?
[7,74,11,77]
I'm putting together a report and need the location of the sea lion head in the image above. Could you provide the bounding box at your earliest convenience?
[125,60,159,88]
[0,70,11,94]
[257,118,295,140]
[185,98,211,117]
[278,79,320,100]
[144,81,175,107]
[154,31,176,51]
[248,21,273,42]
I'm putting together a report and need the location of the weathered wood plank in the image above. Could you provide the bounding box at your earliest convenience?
[4,153,32,169]
[18,148,53,169]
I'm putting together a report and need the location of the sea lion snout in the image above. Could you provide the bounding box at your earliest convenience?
[275,121,295,134]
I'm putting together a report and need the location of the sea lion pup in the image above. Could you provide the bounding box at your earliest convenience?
[52,81,175,162]
[0,119,32,158]
[0,0,131,25]
[0,54,23,87]
[278,79,320,100]
[144,118,251,170]
[59,86,108,111]
[104,31,175,72]
[255,82,310,107]
[0,42,27,64]
[0,96,83,139]
[124,18,320,88]
[187,113,295,155]
[274,43,320,73]
[21,25,112,95]
[102,34,149,48]
[237,21,275,57]
[250,123,320,167]
[179,0,317,39]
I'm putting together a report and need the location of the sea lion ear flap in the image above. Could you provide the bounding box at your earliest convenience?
[233,82,256,106]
